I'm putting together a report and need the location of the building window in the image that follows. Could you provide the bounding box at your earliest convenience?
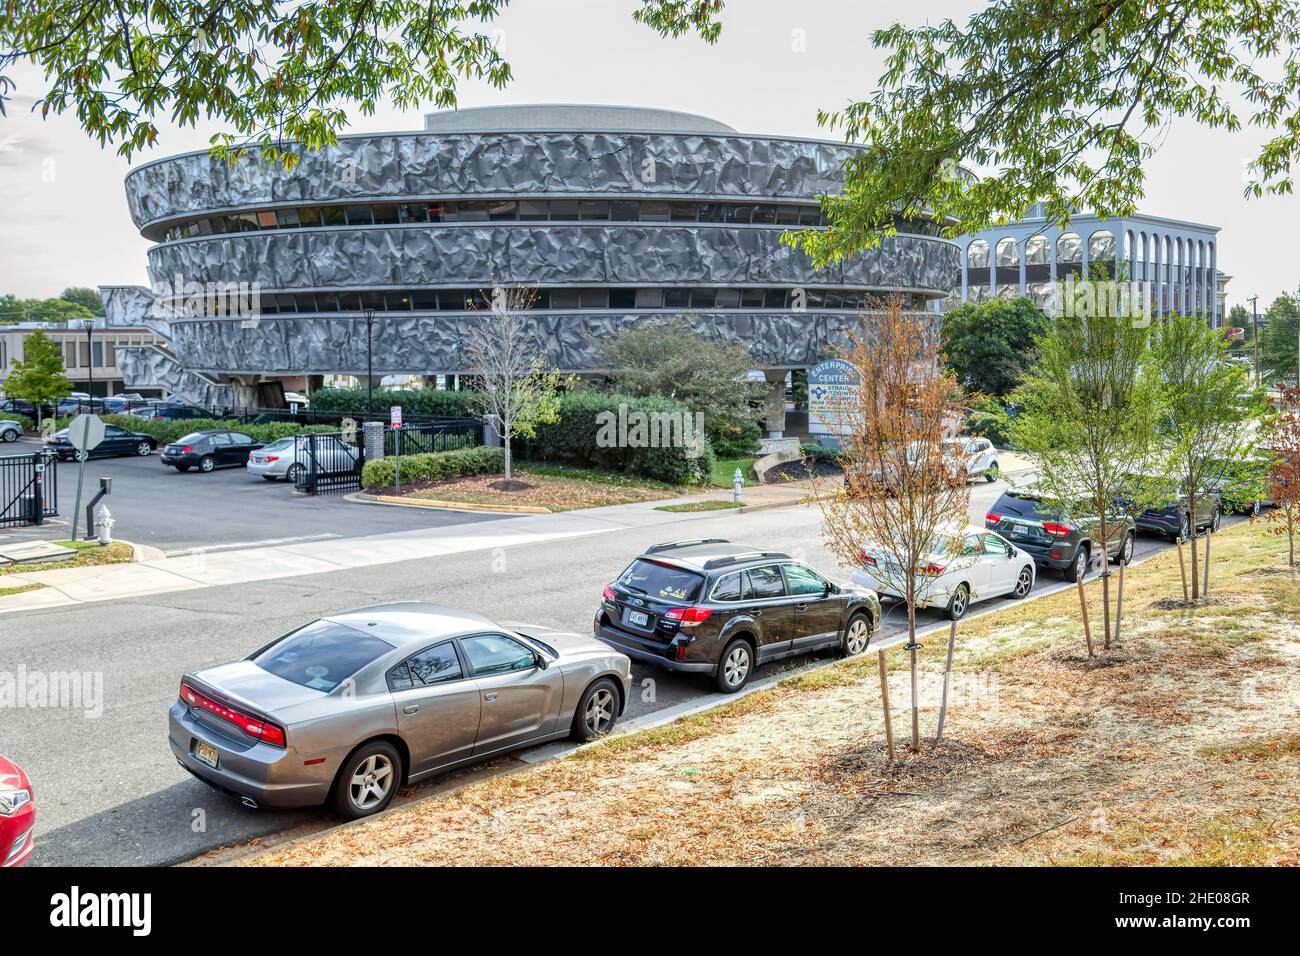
[967,239,989,270]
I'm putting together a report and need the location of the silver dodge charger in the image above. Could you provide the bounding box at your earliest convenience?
[169,603,633,819]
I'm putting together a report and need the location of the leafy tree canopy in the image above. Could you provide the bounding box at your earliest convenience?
[941,296,1050,398]
[0,1,721,167]
[59,287,106,316]
[0,293,95,325]
[784,0,1300,266]
[4,330,73,425]
[1261,293,1299,385]
[598,316,762,426]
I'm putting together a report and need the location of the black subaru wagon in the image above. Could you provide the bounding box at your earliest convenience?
[594,539,880,693]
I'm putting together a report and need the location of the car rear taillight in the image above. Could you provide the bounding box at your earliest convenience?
[602,585,616,603]
[986,512,1001,524]
[665,607,713,624]
[857,549,878,568]
[919,562,947,576]
[265,456,279,462]
[1042,522,1071,538]
[179,681,286,748]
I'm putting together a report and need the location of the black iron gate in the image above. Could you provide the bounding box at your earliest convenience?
[0,452,58,527]
[293,432,365,495]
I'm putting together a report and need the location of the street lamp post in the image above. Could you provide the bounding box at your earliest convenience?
[364,308,376,417]
[82,318,95,405]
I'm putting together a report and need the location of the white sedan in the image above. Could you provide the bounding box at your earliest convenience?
[852,525,1036,621]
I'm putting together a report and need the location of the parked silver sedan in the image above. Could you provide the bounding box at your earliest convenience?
[169,603,632,819]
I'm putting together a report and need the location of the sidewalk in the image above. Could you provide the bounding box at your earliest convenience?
[0,489,809,615]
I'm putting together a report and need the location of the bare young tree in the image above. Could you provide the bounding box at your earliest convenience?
[463,283,566,482]
[812,297,971,754]
[1267,387,1300,567]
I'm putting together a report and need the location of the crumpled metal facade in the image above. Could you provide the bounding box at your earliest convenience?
[114,128,959,388]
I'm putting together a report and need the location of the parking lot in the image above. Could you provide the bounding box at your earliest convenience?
[0,438,503,554]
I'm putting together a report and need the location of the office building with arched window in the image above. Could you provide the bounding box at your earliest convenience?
[957,205,1225,324]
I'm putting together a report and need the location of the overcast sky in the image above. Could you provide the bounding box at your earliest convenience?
[1,0,1296,308]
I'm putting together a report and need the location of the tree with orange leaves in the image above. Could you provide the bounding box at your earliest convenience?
[1266,387,1300,566]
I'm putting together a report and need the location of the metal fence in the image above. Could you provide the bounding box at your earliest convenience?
[0,452,58,527]
[293,432,366,496]
[384,419,481,457]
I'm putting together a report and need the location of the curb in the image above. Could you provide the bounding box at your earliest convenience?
[373,494,550,515]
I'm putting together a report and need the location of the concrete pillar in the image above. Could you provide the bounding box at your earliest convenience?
[763,369,787,438]
[363,421,385,460]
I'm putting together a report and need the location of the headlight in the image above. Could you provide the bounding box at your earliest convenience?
[0,788,31,815]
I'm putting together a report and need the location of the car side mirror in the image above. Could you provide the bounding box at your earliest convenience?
[534,654,548,670]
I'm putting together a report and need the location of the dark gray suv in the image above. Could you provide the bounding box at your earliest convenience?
[986,490,1136,581]
[593,539,880,693]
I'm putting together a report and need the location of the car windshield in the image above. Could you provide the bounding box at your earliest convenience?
[616,559,704,603]
[252,620,394,692]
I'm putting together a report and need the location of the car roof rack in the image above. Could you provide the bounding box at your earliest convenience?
[644,538,731,555]
[701,550,791,570]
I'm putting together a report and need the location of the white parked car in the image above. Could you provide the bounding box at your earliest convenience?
[247,434,359,482]
[0,420,22,443]
[852,524,1036,620]
[957,437,1000,482]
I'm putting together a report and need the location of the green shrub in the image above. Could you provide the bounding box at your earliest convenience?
[800,442,840,463]
[87,414,338,445]
[520,391,715,485]
[362,445,504,490]
[706,414,762,458]
[4,415,35,433]
[308,386,477,419]
[966,397,1019,449]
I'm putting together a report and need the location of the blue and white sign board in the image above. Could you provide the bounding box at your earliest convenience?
[807,359,857,450]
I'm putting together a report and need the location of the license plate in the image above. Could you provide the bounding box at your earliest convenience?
[624,609,649,627]
[194,740,220,769]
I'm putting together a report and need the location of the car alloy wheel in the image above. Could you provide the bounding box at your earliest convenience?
[1,429,16,442]
[720,641,752,691]
[286,463,304,483]
[947,584,969,621]
[844,614,871,655]
[985,461,999,483]
[348,753,394,812]
[1211,508,1222,532]
[1177,516,1190,543]
[1013,566,1033,597]
[1121,533,1134,565]
[136,441,152,456]
[584,687,616,737]
[200,456,215,473]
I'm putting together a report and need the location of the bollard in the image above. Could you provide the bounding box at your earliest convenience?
[732,468,744,507]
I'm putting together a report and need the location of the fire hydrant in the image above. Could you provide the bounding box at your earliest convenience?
[733,468,744,507]
[95,505,115,546]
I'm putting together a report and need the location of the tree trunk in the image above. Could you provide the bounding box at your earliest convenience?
[907,600,920,754]
[933,619,957,746]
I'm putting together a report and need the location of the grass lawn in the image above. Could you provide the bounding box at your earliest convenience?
[655,500,742,513]
[0,582,43,598]
[244,519,1300,867]
[395,462,693,512]
[712,457,758,488]
[0,539,134,577]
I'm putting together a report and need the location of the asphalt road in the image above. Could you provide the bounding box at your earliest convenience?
[1,437,501,553]
[4,476,1202,866]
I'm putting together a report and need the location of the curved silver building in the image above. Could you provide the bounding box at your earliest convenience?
[102,104,960,419]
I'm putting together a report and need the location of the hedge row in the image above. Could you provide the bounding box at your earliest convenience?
[51,414,342,445]
[308,386,478,419]
[362,445,505,489]
[519,391,715,485]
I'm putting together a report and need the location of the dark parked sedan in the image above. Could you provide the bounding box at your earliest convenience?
[594,539,880,693]
[161,430,264,472]
[45,423,157,460]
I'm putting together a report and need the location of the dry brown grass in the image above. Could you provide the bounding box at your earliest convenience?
[245,521,1300,867]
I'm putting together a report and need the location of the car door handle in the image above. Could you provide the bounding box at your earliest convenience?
[483,693,498,702]
[403,704,419,715]
[748,608,763,616]
[794,603,808,612]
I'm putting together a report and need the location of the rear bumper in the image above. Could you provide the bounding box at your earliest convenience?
[161,453,201,468]
[1135,513,1181,535]
[245,459,287,478]
[168,701,333,809]
[592,616,714,674]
